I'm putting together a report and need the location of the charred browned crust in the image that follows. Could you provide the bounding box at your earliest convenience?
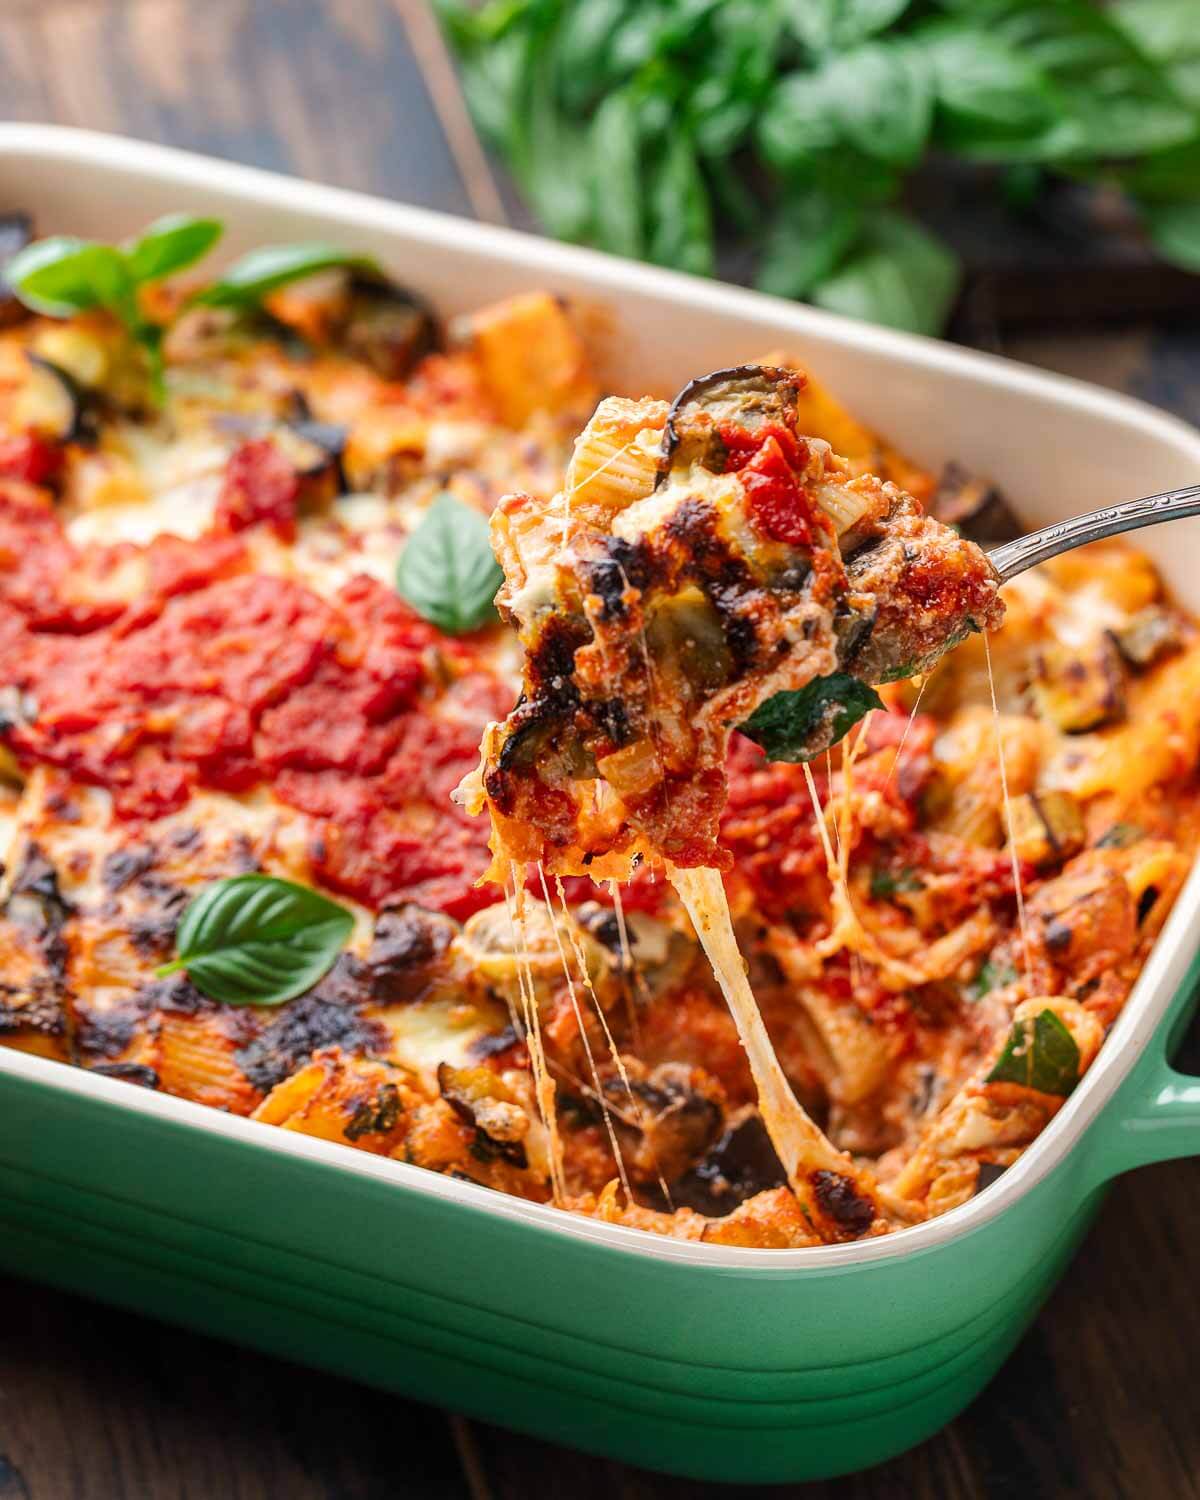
[481,365,1003,876]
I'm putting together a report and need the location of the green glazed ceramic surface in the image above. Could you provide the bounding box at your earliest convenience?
[0,958,1195,1484]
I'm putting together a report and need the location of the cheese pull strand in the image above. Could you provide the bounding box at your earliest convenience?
[668,864,883,1215]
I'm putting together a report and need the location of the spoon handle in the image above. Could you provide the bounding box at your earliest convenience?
[989,482,1200,584]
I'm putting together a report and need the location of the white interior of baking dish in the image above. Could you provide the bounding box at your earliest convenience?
[1,124,1199,1270]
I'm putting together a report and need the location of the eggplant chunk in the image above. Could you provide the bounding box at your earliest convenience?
[659,364,801,477]
[343,274,437,381]
[1110,606,1182,670]
[930,462,1022,546]
[13,354,90,443]
[668,1108,787,1216]
[1007,790,1085,868]
[0,212,32,328]
[1031,638,1126,733]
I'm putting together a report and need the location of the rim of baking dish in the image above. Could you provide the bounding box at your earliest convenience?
[1,123,1199,1271]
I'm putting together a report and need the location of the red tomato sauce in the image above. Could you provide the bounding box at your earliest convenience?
[719,421,817,548]
[0,467,516,918]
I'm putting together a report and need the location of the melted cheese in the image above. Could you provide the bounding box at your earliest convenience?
[668,864,879,1204]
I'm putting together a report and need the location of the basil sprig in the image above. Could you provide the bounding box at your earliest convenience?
[6,218,386,405]
[986,1007,1080,1096]
[7,215,223,397]
[156,874,354,1007]
[439,0,1200,335]
[193,244,380,310]
[739,672,883,762]
[395,492,503,635]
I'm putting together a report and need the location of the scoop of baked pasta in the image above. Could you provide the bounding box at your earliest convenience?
[474,365,1003,878]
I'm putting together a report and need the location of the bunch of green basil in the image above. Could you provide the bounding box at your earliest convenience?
[437,0,1200,335]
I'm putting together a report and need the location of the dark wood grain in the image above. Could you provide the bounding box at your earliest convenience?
[1,2,1199,1497]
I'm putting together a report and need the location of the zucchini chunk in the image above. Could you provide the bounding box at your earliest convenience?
[1031,639,1126,733]
[1007,790,1085,868]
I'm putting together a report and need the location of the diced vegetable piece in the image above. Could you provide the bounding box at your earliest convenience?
[1031,638,1126,733]
[668,1108,787,1215]
[660,364,800,474]
[645,588,732,696]
[1006,789,1085,868]
[12,354,88,443]
[343,273,436,380]
[467,292,593,425]
[929,461,1021,545]
[0,213,33,328]
[438,1062,530,1166]
[1110,606,1182,670]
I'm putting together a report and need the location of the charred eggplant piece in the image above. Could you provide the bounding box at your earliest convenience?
[930,462,1021,546]
[1031,639,1126,733]
[1109,606,1182,670]
[342,273,437,381]
[658,364,801,478]
[0,213,32,328]
[13,354,91,443]
[668,1109,787,1216]
[438,1062,530,1167]
[1007,790,1085,868]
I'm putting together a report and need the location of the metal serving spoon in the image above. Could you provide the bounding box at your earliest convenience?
[989,482,1200,583]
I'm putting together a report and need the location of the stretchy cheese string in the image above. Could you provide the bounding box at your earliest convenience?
[608,878,645,1052]
[885,667,934,790]
[505,866,566,1204]
[984,633,1033,979]
[667,863,883,1220]
[803,760,924,986]
[536,863,633,1201]
[554,875,673,1209]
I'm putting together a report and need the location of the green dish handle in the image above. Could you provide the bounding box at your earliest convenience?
[1086,996,1200,1186]
[1102,1063,1200,1176]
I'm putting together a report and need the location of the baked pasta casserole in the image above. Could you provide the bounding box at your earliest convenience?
[2,222,1197,1249]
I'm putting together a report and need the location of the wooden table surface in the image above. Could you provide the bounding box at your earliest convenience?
[2,3,1199,1497]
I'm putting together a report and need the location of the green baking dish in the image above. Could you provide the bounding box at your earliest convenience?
[2,127,1200,1484]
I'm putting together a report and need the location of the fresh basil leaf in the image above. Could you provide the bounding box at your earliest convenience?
[125,214,223,285]
[739,673,884,762]
[1110,0,1200,107]
[755,191,863,299]
[918,23,1060,147]
[395,491,502,635]
[944,0,1195,161]
[789,0,912,54]
[589,90,643,258]
[1142,198,1200,272]
[195,244,379,309]
[555,0,629,113]
[157,874,354,1007]
[986,1007,1080,1095]
[758,71,846,171]
[762,41,931,172]
[646,135,714,277]
[6,238,129,317]
[511,45,593,241]
[1119,136,1200,202]
[810,212,960,335]
[966,957,1018,1002]
[827,41,933,167]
